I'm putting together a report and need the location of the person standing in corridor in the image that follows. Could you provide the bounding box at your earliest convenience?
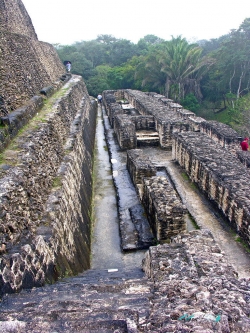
[97,94,102,104]
[66,62,71,72]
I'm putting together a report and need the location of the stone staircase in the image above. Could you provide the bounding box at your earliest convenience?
[136,131,159,147]
[0,267,152,333]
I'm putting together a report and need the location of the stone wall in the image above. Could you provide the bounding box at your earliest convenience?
[124,90,191,149]
[102,91,123,126]
[130,115,155,130]
[127,149,156,193]
[0,0,65,113]
[113,114,136,150]
[0,0,37,39]
[172,131,250,245]
[142,176,187,241]
[0,1,99,295]
[127,149,187,241]
[0,76,97,295]
[200,120,240,154]
[142,229,250,332]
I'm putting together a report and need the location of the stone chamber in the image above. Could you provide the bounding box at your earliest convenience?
[1,1,250,332]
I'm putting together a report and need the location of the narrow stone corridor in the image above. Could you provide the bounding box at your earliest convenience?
[91,105,146,271]
[92,104,250,279]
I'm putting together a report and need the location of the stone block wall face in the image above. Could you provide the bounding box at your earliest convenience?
[200,120,240,154]
[102,91,124,126]
[0,0,37,39]
[0,77,97,294]
[113,115,136,150]
[142,176,187,241]
[237,150,250,168]
[125,90,190,149]
[0,0,65,113]
[142,229,250,332]
[127,149,157,187]
[114,90,125,100]
[172,132,250,244]
[130,115,155,130]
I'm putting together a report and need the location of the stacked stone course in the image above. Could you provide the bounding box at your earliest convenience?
[0,0,38,39]
[142,176,187,241]
[0,76,97,295]
[127,149,187,241]
[127,149,156,191]
[0,0,65,113]
[113,114,136,150]
[200,120,240,154]
[0,0,92,295]
[103,89,250,247]
[172,131,250,244]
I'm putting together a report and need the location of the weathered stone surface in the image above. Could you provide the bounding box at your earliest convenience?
[237,150,250,168]
[172,131,250,245]
[0,0,65,114]
[127,149,156,191]
[1,231,249,332]
[142,176,187,241]
[142,229,250,332]
[0,0,38,39]
[113,114,136,150]
[0,76,98,294]
[200,120,241,154]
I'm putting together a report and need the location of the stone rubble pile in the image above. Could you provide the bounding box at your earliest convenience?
[1,230,249,332]
[143,229,250,332]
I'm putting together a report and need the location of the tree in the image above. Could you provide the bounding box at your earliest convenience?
[159,36,215,101]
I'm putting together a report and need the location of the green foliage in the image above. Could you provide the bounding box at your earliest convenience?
[181,93,200,112]
[55,21,250,133]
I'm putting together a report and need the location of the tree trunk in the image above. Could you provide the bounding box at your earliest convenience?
[237,64,246,99]
[229,67,235,93]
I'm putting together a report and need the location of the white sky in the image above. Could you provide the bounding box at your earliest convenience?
[22,0,249,45]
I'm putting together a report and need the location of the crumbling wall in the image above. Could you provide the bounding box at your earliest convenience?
[0,77,98,295]
[142,229,250,332]
[200,120,240,154]
[142,176,187,241]
[127,149,156,196]
[172,131,250,245]
[0,0,37,39]
[127,149,186,241]
[130,115,155,130]
[0,0,65,113]
[113,114,136,150]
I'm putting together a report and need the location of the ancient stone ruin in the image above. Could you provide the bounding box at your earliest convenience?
[0,0,97,295]
[103,89,250,247]
[0,1,250,332]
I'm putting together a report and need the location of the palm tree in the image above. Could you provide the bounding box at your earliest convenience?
[159,36,214,102]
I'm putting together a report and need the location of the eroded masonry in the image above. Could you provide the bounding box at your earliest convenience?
[1,1,250,331]
[103,89,250,248]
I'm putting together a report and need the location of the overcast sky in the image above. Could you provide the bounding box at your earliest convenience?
[22,0,249,45]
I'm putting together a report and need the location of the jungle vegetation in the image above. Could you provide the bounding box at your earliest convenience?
[55,18,250,135]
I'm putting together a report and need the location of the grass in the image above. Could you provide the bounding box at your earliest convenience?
[52,177,62,188]
[181,172,189,181]
[235,236,250,253]
[0,87,71,167]
[188,213,200,230]
[181,171,198,191]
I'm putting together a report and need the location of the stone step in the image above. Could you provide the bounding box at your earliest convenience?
[0,318,131,333]
[0,267,152,333]
[136,131,159,147]
[0,292,149,332]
